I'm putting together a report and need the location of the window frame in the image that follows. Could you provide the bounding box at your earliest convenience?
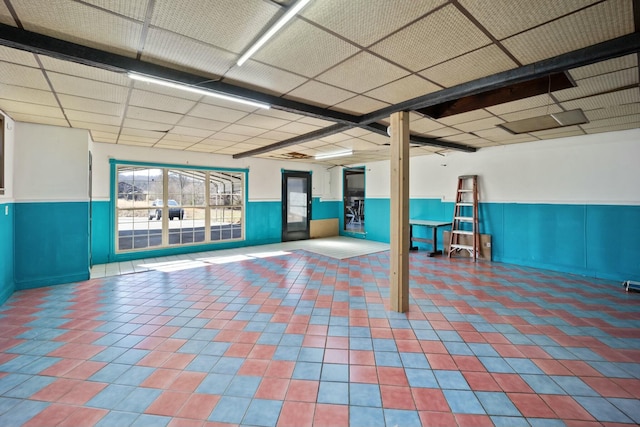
[0,116,4,195]
[111,160,247,254]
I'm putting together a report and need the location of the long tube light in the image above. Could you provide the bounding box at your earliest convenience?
[315,149,353,160]
[237,0,313,66]
[127,72,270,109]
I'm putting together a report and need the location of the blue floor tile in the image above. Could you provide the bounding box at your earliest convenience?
[196,373,233,394]
[95,410,139,427]
[350,383,381,407]
[383,409,422,427]
[321,363,349,382]
[443,390,485,414]
[226,375,261,397]
[292,361,322,380]
[86,384,135,409]
[242,399,282,427]
[399,352,430,369]
[574,396,633,423]
[113,388,161,412]
[475,391,521,416]
[520,374,566,395]
[405,368,438,388]
[0,400,49,426]
[208,396,251,424]
[609,397,640,423]
[350,406,385,427]
[3,375,56,398]
[505,358,544,374]
[318,381,348,404]
[131,414,171,427]
[434,370,470,390]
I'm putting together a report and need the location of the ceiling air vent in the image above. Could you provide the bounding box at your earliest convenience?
[498,109,589,134]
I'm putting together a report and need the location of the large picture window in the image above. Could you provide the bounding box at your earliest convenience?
[0,116,4,195]
[115,164,244,252]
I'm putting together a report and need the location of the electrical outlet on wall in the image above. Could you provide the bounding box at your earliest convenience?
[5,206,8,215]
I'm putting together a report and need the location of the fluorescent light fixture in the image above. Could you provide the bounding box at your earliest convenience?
[127,72,270,109]
[237,0,313,66]
[315,149,353,160]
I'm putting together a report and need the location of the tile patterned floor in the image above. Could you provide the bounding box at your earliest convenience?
[1,247,639,426]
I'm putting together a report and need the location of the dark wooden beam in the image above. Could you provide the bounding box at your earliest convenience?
[416,72,574,119]
[365,123,476,152]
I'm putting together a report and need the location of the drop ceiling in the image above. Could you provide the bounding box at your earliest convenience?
[0,0,638,166]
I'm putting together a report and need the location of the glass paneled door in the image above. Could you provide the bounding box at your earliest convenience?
[282,171,311,242]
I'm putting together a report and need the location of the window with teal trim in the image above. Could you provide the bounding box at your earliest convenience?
[116,165,244,252]
[0,116,4,195]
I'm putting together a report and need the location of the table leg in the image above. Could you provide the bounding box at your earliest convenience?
[409,224,418,251]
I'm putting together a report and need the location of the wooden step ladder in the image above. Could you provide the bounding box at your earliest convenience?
[448,175,479,261]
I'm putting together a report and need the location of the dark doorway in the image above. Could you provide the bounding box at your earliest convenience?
[343,167,365,233]
[282,170,311,242]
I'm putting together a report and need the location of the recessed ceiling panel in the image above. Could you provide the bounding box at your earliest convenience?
[420,45,517,88]
[365,75,440,104]
[141,28,236,78]
[168,125,212,138]
[502,0,633,65]
[498,105,564,123]
[276,122,323,135]
[285,81,356,107]
[15,0,142,57]
[316,52,408,93]
[122,117,172,131]
[302,0,446,47]
[253,19,360,78]
[370,4,491,72]
[224,60,308,96]
[222,124,266,138]
[151,0,276,53]
[71,121,120,133]
[210,132,250,143]
[458,0,600,40]
[236,114,292,130]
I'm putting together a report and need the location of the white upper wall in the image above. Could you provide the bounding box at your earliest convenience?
[90,142,335,202]
[365,128,640,205]
[0,112,15,201]
[14,123,90,202]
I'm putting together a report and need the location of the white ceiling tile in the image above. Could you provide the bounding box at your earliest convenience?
[316,52,409,93]
[39,56,129,86]
[141,28,236,78]
[0,99,64,118]
[71,121,121,133]
[122,117,171,131]
[365,75,440,104]
[48,72,129,103]
[276,122,322,135]
[584,103,640,121]
[126,105,183,125]
[498,105,564,123]
[454,117,505,133]
[254,19,360,78]
[151,0,277,53]
[331,95,390,115]
[236,113,292,130]
[458,0,600,40]
[120,128,167,139]
[302,0,446,47]
[259,130,298,140]
[221,124,267,137]
[129,89,197,114]
[224,60,309,96]
[0,61,49,90]
[581,114,640,130]
[15,0,141,57]
[410,117,446,133]
[80,0,150,21]
[4,112,68,127]
[210,132,250,143]
[427,127,464,138]
[0,83,58,106]
[159,134,202,143]
[58,94,124,116]
[177,116,228,132]
[188,103,250,123]
[583,122,640,134]
[502,0,633,65]
[297,117,335,127]
[0,45,38,67]
[561,88,640,111]
[554,68,638,102]
[486,94,552,115]
[438,109,493,126]
[370,4,491,72]
[285,81,356,107]
[569,54,637,80]
[0,1,14,25]
[420,45,517,88]
[168,126,212,138]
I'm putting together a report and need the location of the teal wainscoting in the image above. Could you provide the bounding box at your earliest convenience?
[246,201,281,245]
[14,202,90,290]
[91,201,111,265]
[312,198,339,220]
[362,197,639,282]
[0,203,15,304]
